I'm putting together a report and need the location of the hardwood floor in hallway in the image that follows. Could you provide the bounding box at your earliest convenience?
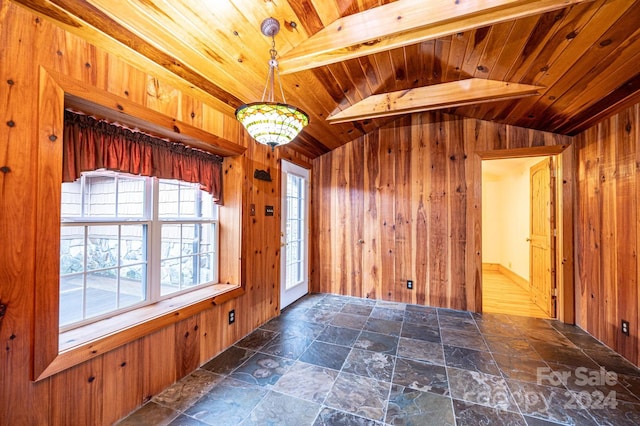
[483,269,550,318]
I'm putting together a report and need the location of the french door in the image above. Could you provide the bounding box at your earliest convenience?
[280,160,310,309]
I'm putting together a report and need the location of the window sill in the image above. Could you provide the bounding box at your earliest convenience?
[36,284,244,381]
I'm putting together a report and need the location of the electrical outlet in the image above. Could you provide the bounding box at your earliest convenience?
[407,280,413,290]
[622,319,630,336]
[228,309,235,325]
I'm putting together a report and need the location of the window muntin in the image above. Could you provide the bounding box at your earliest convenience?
[60,171,218,330]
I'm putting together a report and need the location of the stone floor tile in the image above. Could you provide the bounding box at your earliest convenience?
[324,372,390,422]
[354,330,399,354]
[386,385,455,425]
[444,345,501,375]
[299,340,351,370]
[397,337,445,365]
[313,407,381,425]
[234,329,278,351]
[393,358,449,395]
[363,317,402,336]
[447,367,517,412]
[153,369,224,412]
[229,352,293,386]
[117,402,179,426]
[342,348,395,382]
[316,325,361,347]
[240,391,320,425]
[453,399,526,426]
[183,378,267,426]
[200,346,254,376]
[273,361,338,403]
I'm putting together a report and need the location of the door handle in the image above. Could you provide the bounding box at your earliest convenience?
[526,238,532,242]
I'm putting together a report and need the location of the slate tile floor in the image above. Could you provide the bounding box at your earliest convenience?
[118,294,640,425]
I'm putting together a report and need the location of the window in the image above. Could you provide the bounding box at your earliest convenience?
[60,170,218,330]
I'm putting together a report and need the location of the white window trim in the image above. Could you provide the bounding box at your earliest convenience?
[60,171,219,331]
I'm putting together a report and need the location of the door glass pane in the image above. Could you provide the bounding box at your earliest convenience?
[285,174,304,289]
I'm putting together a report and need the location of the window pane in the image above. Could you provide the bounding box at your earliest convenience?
[179,185,197,217]
[201,191,214,218]
[85,270,118,318]
[59,275,84,327]
[181,224,197,256]
[158,181,179,217]
[60,226,85,274]
[117,176,145,217]
[85,175,116,217]
[199,253,213,283]
[161,258,181,296]
[120,225,145,265]
[200,223,213,252]
[161,224,181,258]
[87,225,118,270]
[119,266,145,307]
[181,255,197,288]
[61,180,82,217]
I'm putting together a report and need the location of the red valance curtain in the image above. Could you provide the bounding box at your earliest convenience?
[63,110,223,203]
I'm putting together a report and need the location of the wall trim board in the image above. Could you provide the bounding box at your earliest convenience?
[47,68,245,157]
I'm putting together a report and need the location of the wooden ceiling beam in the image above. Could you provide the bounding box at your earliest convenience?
[327,79,544,123]
[279,0,594,74]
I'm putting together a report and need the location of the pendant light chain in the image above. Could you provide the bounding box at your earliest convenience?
[260,34,288,104]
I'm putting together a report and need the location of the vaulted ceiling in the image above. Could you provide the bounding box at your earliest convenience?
[13,0,640,159]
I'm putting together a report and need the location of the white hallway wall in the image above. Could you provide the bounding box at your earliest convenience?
[482,157,548,281]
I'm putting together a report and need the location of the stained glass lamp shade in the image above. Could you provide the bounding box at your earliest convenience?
[235,17,309,150]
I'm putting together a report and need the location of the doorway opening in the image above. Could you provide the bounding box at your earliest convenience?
[482,155,557,319]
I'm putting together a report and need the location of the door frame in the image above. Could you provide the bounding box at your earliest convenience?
[279,159,311,309]
[477,144,574,324]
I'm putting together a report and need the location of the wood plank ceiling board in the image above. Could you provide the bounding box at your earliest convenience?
[278,0,595,74]
[521,1,640,132]
[12,0,640,157]
[496,0,612,122]
[327,78,545,123]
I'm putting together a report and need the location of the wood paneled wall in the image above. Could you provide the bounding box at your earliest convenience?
[575,102,640,366]
[311,112,573,312]
[0,3,309,424]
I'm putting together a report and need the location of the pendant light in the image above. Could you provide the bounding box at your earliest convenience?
[235,18,309,150]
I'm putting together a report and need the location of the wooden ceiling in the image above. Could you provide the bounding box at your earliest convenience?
[13,0,640,159]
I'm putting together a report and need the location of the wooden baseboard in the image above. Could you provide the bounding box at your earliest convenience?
[482,263,500,272]
[482,263,529,291]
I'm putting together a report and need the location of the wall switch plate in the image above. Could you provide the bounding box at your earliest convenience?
[407,280,413,290]
[229,310,235,325]
[622,319,630,336]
